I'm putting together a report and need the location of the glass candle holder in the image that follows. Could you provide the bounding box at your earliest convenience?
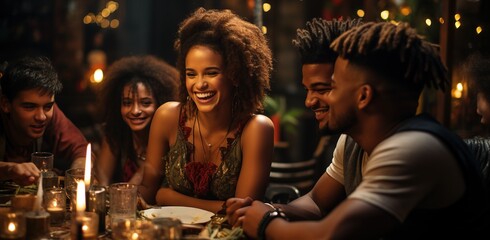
[87,185,107,233]
[43,187,66,226]
[71,212,99,240]
[152,217,183,240]
[0,211,26,240]
[111,219,155,240]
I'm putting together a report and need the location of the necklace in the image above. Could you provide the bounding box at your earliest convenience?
[137,152,146,161]
[195,113,232,162]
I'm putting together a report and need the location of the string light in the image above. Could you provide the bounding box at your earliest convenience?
[110,19,119,29]
[452,83,463,99]
[262,26,267,34]
[263,3,271,12]
[454,13,461,21]
[476,26,482,34]
[83,1,119,29]
[439,17,445,24]
[425,19,432,26]
[380,10,389,20]
[401,6,411,16]
[357,9,365,18]
[455,21,461,29]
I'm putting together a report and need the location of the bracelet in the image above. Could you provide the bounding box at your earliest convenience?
[264,203,275,210]
[257,208,288,240]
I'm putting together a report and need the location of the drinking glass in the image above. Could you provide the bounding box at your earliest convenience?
[65,168,86,192]
[31,152,53,172]
[109,183,137,227]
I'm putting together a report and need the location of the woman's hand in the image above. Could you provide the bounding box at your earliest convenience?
[225,197,253,227]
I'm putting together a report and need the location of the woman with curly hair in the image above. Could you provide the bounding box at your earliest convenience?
[96,55,178,185]
[139,8,274,213]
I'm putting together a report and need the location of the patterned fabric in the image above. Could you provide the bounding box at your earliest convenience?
[163,106,247,200]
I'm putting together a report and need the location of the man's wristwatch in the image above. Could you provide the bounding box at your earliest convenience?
[257,205,288,240]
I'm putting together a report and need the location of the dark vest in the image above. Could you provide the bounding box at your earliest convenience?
[343,114,489,239]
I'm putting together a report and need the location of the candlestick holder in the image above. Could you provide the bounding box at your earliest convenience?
[0,211,26,240]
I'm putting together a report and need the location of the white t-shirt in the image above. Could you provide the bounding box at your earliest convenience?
[326,133,465,222]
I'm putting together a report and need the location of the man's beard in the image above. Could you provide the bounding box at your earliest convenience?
[318,109,356,136]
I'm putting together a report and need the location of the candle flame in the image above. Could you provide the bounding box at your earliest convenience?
[8,222,16,232]
[53,199,58,207]
[76,180,86,213]
[84,143,91,190]
[131,233,139,239]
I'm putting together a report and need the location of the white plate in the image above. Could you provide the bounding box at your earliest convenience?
[140,206,214,224]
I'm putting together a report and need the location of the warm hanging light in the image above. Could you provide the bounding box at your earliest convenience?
[380,10,389,20]
[476,26,483,34]
[263,3,271,12]
[452,83,463,99]
[425,19,432,26]
[401,6,411,16]
[455,21,461,29]
[357,9,365,18]
[454,13,461,21]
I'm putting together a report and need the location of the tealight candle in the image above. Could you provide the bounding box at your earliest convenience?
[43,187,66,226]
[71,212,99,240]
[0,211,26,240]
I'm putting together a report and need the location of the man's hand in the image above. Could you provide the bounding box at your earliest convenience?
[241,201,276,239]
[225,197,253,227]
[7,162,40,186]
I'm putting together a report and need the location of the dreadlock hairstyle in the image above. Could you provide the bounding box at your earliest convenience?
[331,21,449,97]
[174,8,272,120]
[292,18,363,64]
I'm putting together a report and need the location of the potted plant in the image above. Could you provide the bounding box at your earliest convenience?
[264,95,304,144]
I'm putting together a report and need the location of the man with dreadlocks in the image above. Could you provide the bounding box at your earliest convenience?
[295,18,363,180]
[226,21,489,239]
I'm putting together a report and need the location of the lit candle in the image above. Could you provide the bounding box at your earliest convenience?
[84,143,92,190]
[76,180,86,214]
[43,187,66,227]
[0,212,26,240]
[74,180,99,239]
